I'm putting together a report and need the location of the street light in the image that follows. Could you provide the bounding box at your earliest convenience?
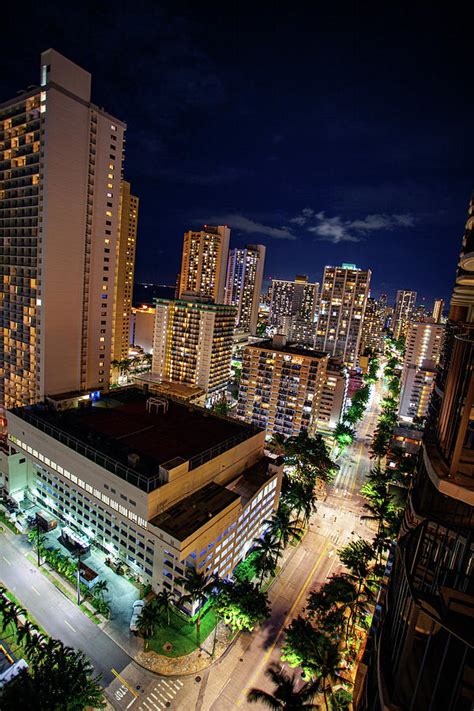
[76,550,82,606]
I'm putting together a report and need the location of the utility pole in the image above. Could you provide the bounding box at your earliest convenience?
[35,514,41,567]
[76,551,82,605]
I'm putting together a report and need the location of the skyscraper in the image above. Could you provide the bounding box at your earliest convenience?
[112,180,139,364]
[356,196,474,711]
[151,295,235,399]
[178,225,230,302]
[315,264,371,368]
[269,275,318,333]
[224,244,265,335]
[399,320,444,421]
[392,289,417,340]
[237,335,329,437]
[359,296,384,354]
[0,49,127,409]
[432,297,444,322]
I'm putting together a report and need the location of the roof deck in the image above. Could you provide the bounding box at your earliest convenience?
[150,482,240,541]
[10,389,261,493]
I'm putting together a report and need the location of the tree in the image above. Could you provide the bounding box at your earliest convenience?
[211,579,270,632]
[264,504,302,555]
[284,431,337,487]
[252,532,281,584]
[155,589,175,626]
[138,603,160,643]
[333,422,355,455]
[211,393,229,416]
[1,639,105,710]
[283,478,317,525]
[281,617,347,710]
[248,663,321,709]
[176,570,214,645]
[92,579,109,601]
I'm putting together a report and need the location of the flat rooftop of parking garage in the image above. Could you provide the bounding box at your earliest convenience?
[9,389,261,492]
[150,482,240,541]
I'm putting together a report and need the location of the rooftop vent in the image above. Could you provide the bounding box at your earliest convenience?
[146,396,168,415]
[128,452,140,468]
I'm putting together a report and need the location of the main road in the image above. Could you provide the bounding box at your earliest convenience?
[180,375,385,710]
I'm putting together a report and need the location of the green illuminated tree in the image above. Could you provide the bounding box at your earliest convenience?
[211,579,270,632]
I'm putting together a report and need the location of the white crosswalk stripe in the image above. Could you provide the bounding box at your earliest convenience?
[138,678,183,710]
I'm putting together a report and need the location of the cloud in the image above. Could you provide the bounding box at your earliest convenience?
[202,214,296,240]
[308,212,361,244]
[289,207,314,226]
[290,208,415,244]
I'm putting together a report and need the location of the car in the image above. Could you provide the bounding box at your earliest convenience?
[129,600,145,634]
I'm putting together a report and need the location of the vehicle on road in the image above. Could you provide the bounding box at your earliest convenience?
[129,600,144,634]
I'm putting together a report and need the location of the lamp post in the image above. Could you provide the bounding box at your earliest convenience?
[35,514,41,567]
[76,550,82,606]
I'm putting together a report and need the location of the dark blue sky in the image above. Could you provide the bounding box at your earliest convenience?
[3,1,473,305]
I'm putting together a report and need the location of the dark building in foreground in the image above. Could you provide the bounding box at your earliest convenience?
[356,197,474,710]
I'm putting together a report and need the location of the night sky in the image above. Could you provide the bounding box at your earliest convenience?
[3,2,473,305]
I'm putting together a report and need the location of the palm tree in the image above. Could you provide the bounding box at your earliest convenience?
[264,505,302,555]
[252,533,282,585]
[283,479,317,525]
[15,620,39,647]
[137,604,160,645]
[268,432,288,457]
[248,663,320,709]
[155,589,175,626]
[176,570,213,645]
[92,579,109,600]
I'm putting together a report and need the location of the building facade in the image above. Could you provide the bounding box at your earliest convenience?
[315,357,348,435]
[131,305,155,353]
[399,321,444,421]
[315,264,371,368]
[112,181,139,363]
[224,244,266,335]
[237,335,329,437]
[432,298,444,323]
[356,196,474,711]
[269,276,318,333]
[178,225,230,303]
[151,296,235,398]
[359,297,384,354]
[0,49,128,409]
[1,389,282,601]
[392,289,417,340]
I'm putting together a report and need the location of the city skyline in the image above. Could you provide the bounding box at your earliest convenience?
[1,3,472,304]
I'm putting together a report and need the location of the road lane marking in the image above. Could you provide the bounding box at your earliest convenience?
[2,556,11,565]
[236,541,330,706]
[31,585,40,595]
[126,699,138,709]
[111,668,139,698]
[63,619,76,633]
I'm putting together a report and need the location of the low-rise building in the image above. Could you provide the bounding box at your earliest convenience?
[2,390,282,603]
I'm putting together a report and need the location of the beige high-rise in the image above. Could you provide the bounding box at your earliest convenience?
[112,181,139,363]
[178,225,230,302]
[0,49,128,409]
[399,321,444,421]
[315,264,371,368]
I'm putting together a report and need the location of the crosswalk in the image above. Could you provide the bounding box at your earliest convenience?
[319,526,346,547]
[138,678,184,710]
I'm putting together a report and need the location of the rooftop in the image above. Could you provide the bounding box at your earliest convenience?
[247,338,328,360]
[10,389,260,493]
[150,482,240,541]
[226,458,273,504]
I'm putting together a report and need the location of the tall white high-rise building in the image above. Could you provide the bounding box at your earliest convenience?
[393,290,417,340]
[315,264,371,368]
[0,49,127,409]
[399,321,444,421]
[225,244,265,335]
[178,225,230,303]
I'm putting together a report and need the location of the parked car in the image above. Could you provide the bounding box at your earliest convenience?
[129,600,144,634]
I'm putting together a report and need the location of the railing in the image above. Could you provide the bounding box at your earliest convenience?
[10,407,162,493]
